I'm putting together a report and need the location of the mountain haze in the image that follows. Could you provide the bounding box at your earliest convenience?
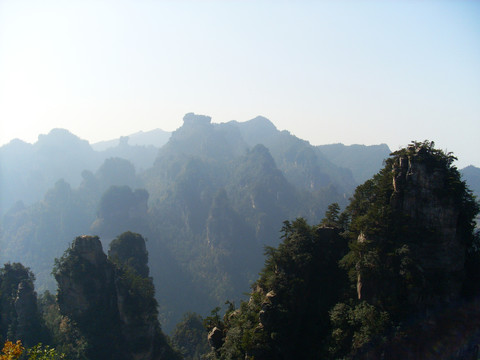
[461,165,480,199]
[4,113,476,333]
[0,130,161,215]
[91,128,171,151]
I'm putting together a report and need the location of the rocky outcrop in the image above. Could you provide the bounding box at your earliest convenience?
[207,326,223,350]
[356,232,373,301]
[351,142,480,359]
[0,263,46,347]
[14,280,42,346]
[15,280,36,323]
[55,235,117,321]
[391,148,466,306]
[355,146,471,308]
[259,290,276,328]
[115,279,160,360]
[183,112,212,126]
[55,235,179,360]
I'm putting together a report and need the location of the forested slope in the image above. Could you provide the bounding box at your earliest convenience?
[204,141,480,359]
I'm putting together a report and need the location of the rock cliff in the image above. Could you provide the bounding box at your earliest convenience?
[0,263,46,347]
[391,147,465,306]
[54,234,179,360]
[355,143,477,308]
[349,141,480,359]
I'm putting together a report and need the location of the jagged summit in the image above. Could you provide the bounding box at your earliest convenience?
[183,112,212,125]
[70,235,107,265]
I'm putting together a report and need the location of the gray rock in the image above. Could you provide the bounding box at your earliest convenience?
[208,326,224,349]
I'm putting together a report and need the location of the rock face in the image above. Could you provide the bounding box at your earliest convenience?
[55,235,179,360]
[56,235,117,322]
[0,263,46,347]
[183,112,212,126]
[350,142,480,359]
[355,146,472,308]
[391,152,465,306]
[207,327,223,350]
[14,279,42,346]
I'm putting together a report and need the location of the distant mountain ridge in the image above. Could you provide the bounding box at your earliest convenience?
[3,112,478,332]
[0,117,392,216]
[461,165,480,199]
[91,128,171,151]
[0,129,166,215]
[231,116,358,194]
[317,142,391,184]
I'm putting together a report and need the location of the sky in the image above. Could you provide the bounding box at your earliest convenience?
[0,0,479,168]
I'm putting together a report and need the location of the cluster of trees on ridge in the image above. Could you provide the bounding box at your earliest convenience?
[201,141,480,359]
[0,140,478,359]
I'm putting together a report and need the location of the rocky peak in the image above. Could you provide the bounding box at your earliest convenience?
[356,142,475,306]
[70,235,107,265]
[55,235,116,323]
[182,112,212,126]
[55,234,179,360]
[390,146,465,305]
[345,142,480,358]
[14,279,40,346]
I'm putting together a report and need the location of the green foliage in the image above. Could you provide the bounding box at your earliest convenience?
[203,307,223,332]
[37,291,87,360]
[53,234,183,360]
[115,264,158,323]
[330,301,390,358]
[388,140,457,170]
[171,313,210,360]
[320,202,350,229]
[0,263,35,296]
[0,263,48,347]
[26,344,66,360]
[53,236,129,360]
[207,218,348,359]
[0,340,66,360]
[107,232,159,327]
[320,202,341,227]
[108,231,149,277]
[329,140,480,358]
[205,141,479,359]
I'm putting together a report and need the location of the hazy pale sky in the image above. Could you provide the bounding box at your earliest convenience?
[0,0,479,167]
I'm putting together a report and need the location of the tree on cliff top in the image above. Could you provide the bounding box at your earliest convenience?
[202,141,479,360]
[108,231,149,278]
[204,218,348,359]
[330,140,480,359]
